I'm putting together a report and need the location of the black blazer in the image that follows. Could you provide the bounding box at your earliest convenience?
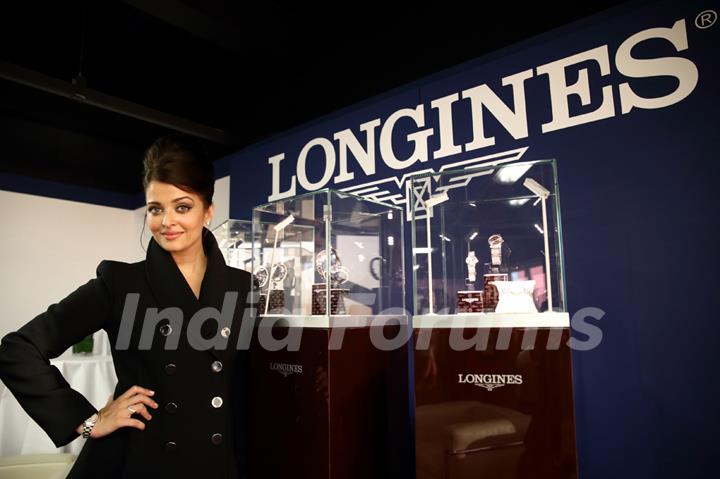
[0,229,252,479]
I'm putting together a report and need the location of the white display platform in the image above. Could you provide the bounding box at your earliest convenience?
[413,312,570,329]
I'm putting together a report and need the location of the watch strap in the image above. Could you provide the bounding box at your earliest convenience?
[81,414,98,439]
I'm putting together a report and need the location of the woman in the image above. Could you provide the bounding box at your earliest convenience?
[0,134,252,478]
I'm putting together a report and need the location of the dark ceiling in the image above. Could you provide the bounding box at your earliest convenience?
[0,0,631,195]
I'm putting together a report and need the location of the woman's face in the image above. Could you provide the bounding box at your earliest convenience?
[145,181,213,256]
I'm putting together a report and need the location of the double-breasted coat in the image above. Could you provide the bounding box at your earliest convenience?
[0,229,252,478]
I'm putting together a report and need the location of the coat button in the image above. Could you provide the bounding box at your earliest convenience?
[211,361,223,373]
[211,396,223,408]
[211,433,223,445]
[165,402,178,414]
[164,363,177,375]
[165,441,177,452]
[159,324,173,336]
[220,327,231,338]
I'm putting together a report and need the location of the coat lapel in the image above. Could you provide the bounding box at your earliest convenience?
[145,229,235,361]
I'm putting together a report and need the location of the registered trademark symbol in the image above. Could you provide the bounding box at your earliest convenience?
[695,9,717,29]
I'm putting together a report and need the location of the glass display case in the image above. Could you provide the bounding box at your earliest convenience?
[410,159,566,319]
[252,189,405,318]
[246,189,412,479]
[212,219,256,273]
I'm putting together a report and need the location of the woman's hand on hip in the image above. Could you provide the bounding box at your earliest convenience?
[90,385,158,438]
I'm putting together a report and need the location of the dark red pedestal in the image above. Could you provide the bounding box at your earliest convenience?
[246,321,411,479]
[414,327,578,479]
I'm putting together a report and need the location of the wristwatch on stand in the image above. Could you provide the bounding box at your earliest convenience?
[82,413,99,439]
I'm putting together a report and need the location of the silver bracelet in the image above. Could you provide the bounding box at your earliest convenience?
[82,413,98,439]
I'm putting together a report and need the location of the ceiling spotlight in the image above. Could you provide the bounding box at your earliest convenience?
[496,163,532,184]
[425,191,450,208]
[523,178,550,199]
[274,214,295,231]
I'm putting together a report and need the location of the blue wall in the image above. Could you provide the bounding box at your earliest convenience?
[224,1,719,477]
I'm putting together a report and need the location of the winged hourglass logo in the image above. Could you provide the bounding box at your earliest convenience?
[339,146,529,221]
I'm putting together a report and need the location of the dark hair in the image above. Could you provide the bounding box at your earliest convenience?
[142,133,214,207]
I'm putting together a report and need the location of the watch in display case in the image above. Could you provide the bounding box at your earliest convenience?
[252,189,405,318]
[255,262,288,314]
[312,248,350,315]
[483,234,509,312]
[410,159,567,317]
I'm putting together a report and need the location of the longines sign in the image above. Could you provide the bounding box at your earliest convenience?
[269,362,303,377]
[458,374,524,391]
[267,19,698,203]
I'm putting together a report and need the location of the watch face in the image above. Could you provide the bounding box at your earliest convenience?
[255,262,287,288]
[315,248,335,279]
[254,264,270,287]
[488,234,504,247]
[315,248,337,279]
[85,413,98,426]
[316,248,349,285]
[271,263,288,283]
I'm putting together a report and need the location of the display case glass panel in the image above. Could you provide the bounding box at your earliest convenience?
[212,219,257,273]
[410,159,566,317]
[252,189,405,317]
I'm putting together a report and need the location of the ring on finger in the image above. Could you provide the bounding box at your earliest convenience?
[127,406,137,413]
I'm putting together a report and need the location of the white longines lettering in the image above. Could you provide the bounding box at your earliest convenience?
[269,362,303,377]
[266,19,698,202]
[615,20,698,114]
[457,373,524,391]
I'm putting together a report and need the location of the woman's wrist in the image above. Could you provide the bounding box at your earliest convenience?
[78,412,99,438]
